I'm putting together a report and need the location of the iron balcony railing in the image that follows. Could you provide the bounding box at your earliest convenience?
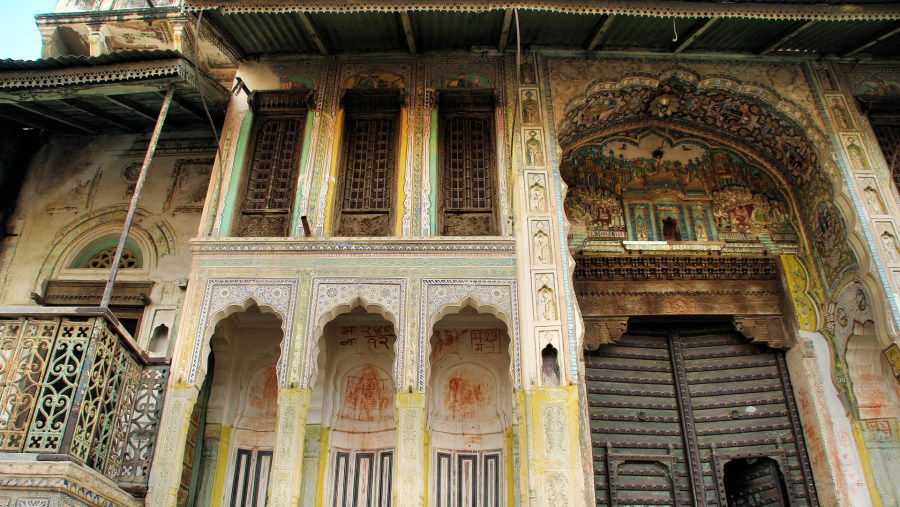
[0,307,168,496]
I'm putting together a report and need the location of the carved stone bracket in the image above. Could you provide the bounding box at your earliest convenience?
[733,315,791,349]
[584,317,629,350]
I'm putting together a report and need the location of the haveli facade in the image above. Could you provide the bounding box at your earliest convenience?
[1,0,900,506]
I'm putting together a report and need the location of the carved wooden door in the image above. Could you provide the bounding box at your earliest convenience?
[585,323,817,507]
[330,448,392,507]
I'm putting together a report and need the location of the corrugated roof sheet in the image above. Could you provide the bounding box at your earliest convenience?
[0,50,228,135]
[0,49,184,71]
[191,6,900,58]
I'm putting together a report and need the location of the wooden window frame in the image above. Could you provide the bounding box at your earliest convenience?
[437,89,499,237]
[333,89,403,237]
[234,91,311,237]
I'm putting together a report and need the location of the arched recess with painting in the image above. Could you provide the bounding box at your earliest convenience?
[303,300,398,507]
[426,299,515,507]
[184,300,284,507]
[554,69,872,506]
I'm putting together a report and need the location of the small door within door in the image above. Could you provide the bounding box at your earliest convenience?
[585,323,818,506]
[723,457,790,507]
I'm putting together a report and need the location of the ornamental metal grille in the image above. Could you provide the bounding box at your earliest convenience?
[443,116,493,212]
[25,319,93,452]
[119,365,169,488]
[86,248,139,269]
[0,314,166,489]
[341,117,395,212]
[0,319,58,451]
[238,114,306,237]
[71,319,121,463]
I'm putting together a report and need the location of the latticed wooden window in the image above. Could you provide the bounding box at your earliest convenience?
[342,118,395,212]
[439,89,497,236]
[335,90,402,237]
[237,91,310,237]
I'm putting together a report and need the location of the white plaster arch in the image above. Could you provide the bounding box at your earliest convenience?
[299,278,406,389]
[303,295,401,393]
[419,280,521,391]
[192,296,286,390]
[186,278,297,387]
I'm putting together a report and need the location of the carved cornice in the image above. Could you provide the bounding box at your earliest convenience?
[584,317,629,350]
[574,255,779,281]
[39,280,154,307]
[0,57,187,91]
[733,315,792,349]
[190,237,517,255]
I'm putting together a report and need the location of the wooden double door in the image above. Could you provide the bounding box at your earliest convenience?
[585,322,818,506]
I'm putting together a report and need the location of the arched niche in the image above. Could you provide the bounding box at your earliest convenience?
[304,296,401,392]
[308,306,397,507]
[190,303,283,507]
[427,305,514,507]
[194,296,288,389]
[421,283,520,391]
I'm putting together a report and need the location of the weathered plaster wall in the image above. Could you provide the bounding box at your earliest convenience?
[0,132,215,353]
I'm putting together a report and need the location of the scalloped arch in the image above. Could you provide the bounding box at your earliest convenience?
[303,296,401,392]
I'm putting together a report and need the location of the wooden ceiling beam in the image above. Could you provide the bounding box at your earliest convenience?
[843,21,900,57]
[299,13,329,55]
[399,11,417,54]
[498,9,514,53]
[9,102,97,135]
[54,99,139,133]
[102,95,173,128]
[671,17,718,54]
[758,20,816,55]
[160,91,209,123]
[586,14,616,51]
[0,106,79,134]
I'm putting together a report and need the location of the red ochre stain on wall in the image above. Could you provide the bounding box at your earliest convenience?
[342,364,392,422]
[445,374,487,421]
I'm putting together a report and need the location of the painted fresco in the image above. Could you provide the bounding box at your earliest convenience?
[562,130,797,251]
[557,73,856,289]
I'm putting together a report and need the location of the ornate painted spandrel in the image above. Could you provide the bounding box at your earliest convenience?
[561,131,798,255]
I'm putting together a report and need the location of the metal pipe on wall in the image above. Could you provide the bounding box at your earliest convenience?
[101,82,176,308]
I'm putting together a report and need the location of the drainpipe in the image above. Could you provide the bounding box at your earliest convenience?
[101,82,176,308]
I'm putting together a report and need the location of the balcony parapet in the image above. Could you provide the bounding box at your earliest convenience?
[0,307,169,500]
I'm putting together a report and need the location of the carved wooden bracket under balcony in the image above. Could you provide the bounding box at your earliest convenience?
[732,315,792,349]
[584,317,630,350]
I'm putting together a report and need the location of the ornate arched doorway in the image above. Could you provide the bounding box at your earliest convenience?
[557,73,841,506]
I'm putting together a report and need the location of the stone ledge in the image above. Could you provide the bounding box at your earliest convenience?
[190,236,517,255]
[0,459,142,507]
